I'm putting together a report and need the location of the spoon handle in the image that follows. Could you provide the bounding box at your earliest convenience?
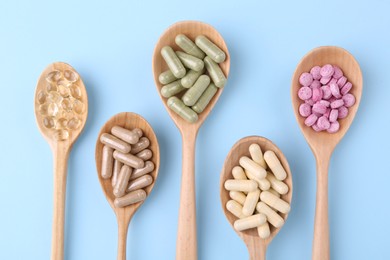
[116,211,132,260]
[245,238,267,260]
[51,146,69,260]
[176,131,197,260]
[313,157,330,260]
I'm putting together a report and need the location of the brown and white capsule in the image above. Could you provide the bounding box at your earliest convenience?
[111,126,140,144]
[101,146,114,179]
[113,165,132,198]
[111,159,123,187]
[113,150,144,169]
[136,149,152,161]
[131,161,155,180]
[114,189,146,208]
[131,137,150,154]
[126,174,153,192]
[100,133,131,153]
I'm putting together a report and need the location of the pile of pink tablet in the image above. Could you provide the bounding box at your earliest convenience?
[297,64,355,133]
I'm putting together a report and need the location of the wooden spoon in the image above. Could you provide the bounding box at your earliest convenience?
[291,46,363,260]
[152,21,230,259]
[220,136,293,260]
[95,112,160,260]
[34,62,88,260]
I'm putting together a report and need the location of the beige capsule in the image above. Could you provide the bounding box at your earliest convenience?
[257,201,284,228]
[114,189,146,208]
[266,172,289,195]
[257,222,271,239]
[126,174,153,192]
[232,166,247,180]
[100,133,131,153]
[264,150,287,181]
[249,144,267,169]
[111,159,123,187]
[242,189,261,217]
[113,165,133,198]
[224,180,258,192]
[133,128,143,138]
[131,137,150,154]
[229,191,246,205]
[113,150,145,169]
[234,213,267,232]
[101,146,114,179]
[111,126,140,145]
[226,200,245,219]
[239,156,266,179]
[136,149,152,161]
[268,188,280,198]
[245,170,270,191]
[260,191,290,214]
[130,161,155,180]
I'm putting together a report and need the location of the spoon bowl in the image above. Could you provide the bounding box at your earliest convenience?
[34,62,88,260]
[95,112,160,260]
[152,20,230,259]
[291,46,363,259]
[220,136,292,259]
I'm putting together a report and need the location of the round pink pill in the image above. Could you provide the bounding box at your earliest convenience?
[341,82,352,95]
[305,114,318,127]
[337,76,347,88]
[320,64,335,77]
[298,86,312,100]
[299,103,312,117]
[310,66,322,80]
[312,103,327,114]
[312,124,322,132]
[327,121,340,133]
[319,100,330,107]
[317,116,330,130]
[338,106,349,119]
[343,93,355,107]
[329,78,337,86]
[330,83,341,98]
[305,99,315,106]
[320,76,331,85]
[329,109,338,122]
[333,66,343,79]
[299,72,314,87]
[324,108,331,118]
[310,80,321,89]
[312,87,323,102]
[321,85,332,100]
[331,99,345,109]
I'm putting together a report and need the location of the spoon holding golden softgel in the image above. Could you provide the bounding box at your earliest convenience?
[34,62,88,260]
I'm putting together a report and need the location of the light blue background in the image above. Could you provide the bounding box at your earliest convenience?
[1,0,389,259]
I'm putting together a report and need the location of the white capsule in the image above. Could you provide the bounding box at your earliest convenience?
[242,189,260,217]
[266,172,289,195]
[264,151,287,181]
[246,170,270,191]
[226,200,245,219]
[257,222,270,239]
[260,191,290,214]
[224,180,258,192]
[268,188,280,198]
[234,214,266,232]
[249,144,267,169]
[229,191,246,205]
[239,156,266,179]
[232,166,247,180]
[257,201,285,228]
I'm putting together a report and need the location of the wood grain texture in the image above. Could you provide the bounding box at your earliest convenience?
[95,112,160,260]
[220,136,293,260]
[291,46,363,260]
[152,21,230,260]
[34,62,88,260]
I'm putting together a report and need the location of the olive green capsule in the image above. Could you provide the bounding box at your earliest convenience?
[167,96,198,123]
[159,69,177,85]
[195,35,226,63]
[192,83,218,113]
[181,68,205,88]
[182,75,210,106]
[204,56,227,88]
[175,34,205,59]
[176,51,204,72]
[161,46,186,78]
[161,80,186,98]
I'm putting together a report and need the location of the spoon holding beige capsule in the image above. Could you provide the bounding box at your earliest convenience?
[220,136,292,260]
[95,112,160,260]
[291,46,363,260]
[34,62,88,260]
[152,20,230,259]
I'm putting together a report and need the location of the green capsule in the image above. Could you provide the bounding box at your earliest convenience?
[161,46,186,78]
[175,34,205,59]
[182,75,210,106]
[195,35,226,63]
[181,68,205,88]
[204,56,227,88]
[159,69,177,85]
[161,80,186,98]
[167,96,198,123]
[192,83,218,113]
[176,51,204,72]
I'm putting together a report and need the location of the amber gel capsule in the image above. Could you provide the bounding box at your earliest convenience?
[204,56,227,88]
[161,46,186,78]
[175,34,205,59]
[167,96,198,123]
[195,35,226,63]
